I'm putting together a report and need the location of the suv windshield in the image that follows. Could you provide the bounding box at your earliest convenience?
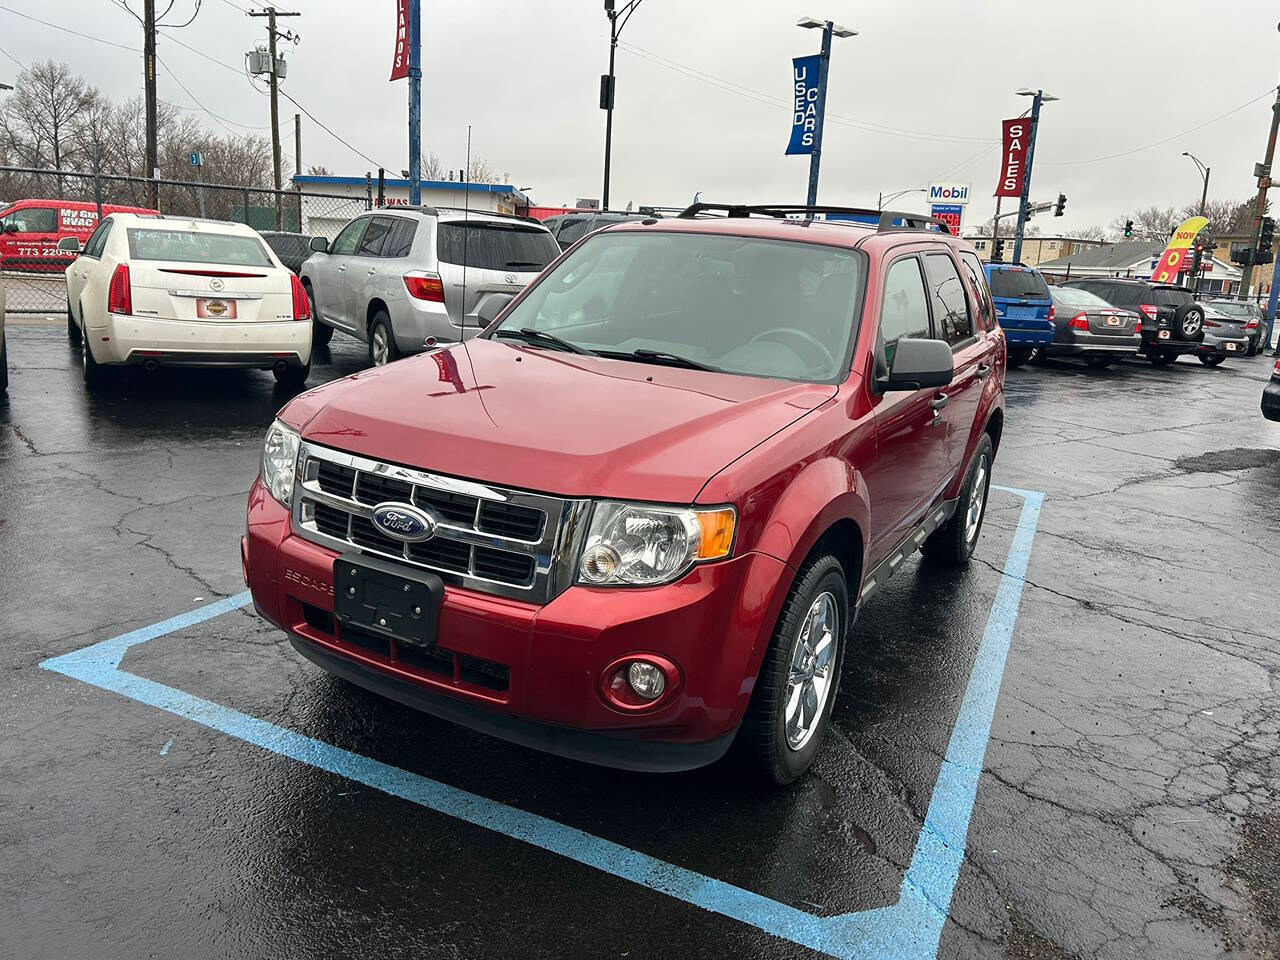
[437,221,558,271]
[988,268,1051,300]
[490,231,862,382]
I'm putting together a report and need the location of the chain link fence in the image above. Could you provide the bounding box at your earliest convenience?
[1,165,374,316]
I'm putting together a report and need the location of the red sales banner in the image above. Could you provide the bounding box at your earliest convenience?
[995,118,1029,198]
[390,0,409,81]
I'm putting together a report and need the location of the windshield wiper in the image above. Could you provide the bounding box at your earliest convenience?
[598,348,720,372]
[494,327,597,356]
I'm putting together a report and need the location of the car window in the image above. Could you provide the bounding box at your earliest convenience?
[958,250,993,332]
[555,216,594,247]
[1153,288,1194,308]
[987,267,1050,300]
[492,230,863,383]
[127,228,274,266]
[330,218,368,256]
[436,221,559,271]
[83,219,112,258]
[1106,283,1140,308]
[1,206,57,233]
[1207,301,1250,317]
[356,216,394,257]
[383,218,417,258]
[879,256,931,367]
[923,253,973,346]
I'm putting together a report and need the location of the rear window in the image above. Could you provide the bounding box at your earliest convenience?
[988,268,1050,300]
[1051,286,1112,310]
[127,228,273,266]
[437,221,559,272]
[1206,301,1249,316]
[1152,288,1193,308]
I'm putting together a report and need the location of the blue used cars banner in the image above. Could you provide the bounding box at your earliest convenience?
[786,54,822,155]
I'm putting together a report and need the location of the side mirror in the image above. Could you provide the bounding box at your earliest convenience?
[475,292,516,327]
[308,236,329,254]
[878,338,953,391]
[57,236,81,253]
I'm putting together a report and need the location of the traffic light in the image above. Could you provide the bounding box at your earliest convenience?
[1054,193,1067,217]
[992,237,1006,263]
[1259,216,1275,261]
[1123,219,1134,238]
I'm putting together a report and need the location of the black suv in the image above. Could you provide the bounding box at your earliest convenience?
[1062,278,1204,366]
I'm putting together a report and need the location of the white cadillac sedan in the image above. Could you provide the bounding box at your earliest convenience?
[60,213,313,387]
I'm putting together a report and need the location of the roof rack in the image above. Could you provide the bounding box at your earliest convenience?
[394,205,542,225]
[676,202,951,234]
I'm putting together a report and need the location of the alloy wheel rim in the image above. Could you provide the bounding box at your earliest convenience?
[784,591,838,751]
[372,328,388,365]
[965,454,988,543]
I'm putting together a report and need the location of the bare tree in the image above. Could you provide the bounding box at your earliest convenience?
[1073,224,1113,242]
[0,61,99,192]
[467,155,496,184]
[306,164,331,176]
[420,151,445,181]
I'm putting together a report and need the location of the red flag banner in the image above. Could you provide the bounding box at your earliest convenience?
[995,118,1029,198]
[390,0,409,81]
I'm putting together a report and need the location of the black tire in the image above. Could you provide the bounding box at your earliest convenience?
[67,302,81,344]
[306,285,333,346]
[367,311,401,367]
[1148,350,1176,367]
[273,359,311,389]
[739,554,848,786]
[1198,353,1225,367]
[81,331,108,387]
[1007,345,1033,368]
[1084,356,1114,370]
[923,433,994,566]
[1172,303,1204,342]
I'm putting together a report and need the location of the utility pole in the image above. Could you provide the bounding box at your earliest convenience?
[601,0,646,210]
[143,0,158,209]
[1243,83,1280,303]
[1012,89,1058,265]
[249,7,300,230]
[294,113,302,231]
[408,0,421,205]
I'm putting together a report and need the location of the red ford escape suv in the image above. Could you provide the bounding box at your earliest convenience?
[244,203,1007,784]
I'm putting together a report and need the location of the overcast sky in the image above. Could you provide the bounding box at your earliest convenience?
[3,0,1279,232]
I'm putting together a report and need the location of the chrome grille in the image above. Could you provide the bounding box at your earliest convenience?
[292,442,591,603]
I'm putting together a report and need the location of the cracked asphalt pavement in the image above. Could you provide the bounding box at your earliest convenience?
[1,321,1278,959]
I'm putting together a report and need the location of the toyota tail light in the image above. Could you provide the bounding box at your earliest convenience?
[1068,312,1090,330]
[290,274,310,321]
[1139,303,1158,321]
[107,263,132,315]
[404,272,445,302]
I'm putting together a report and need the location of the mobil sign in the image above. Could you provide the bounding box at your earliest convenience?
[928,182,971,205]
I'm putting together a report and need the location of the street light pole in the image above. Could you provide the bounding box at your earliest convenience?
[1182,152,1210,294]
[796,17,856,209]
[878,187,925,211]
[601,0,644,211]
[1012,88,1057,265]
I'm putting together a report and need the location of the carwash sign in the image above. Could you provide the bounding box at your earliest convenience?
[786,54,822,155]
[928,182,970,205]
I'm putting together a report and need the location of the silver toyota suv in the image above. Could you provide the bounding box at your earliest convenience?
[301,207,559,366]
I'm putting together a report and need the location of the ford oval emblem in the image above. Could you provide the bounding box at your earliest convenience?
[371,502,438,542]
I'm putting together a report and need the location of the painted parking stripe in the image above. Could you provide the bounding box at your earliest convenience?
[41,485,1044,960]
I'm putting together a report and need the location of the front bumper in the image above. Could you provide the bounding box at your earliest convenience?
[243,479,791,771]
[89,314,312,366]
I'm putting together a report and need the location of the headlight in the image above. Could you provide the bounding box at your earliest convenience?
[578,501,735,587]
[261,419,301,506]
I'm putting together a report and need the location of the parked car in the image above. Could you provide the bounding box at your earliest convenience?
[1204,299,1265,355]
[259,230,316,276]
[0,198,158,273]
[1045,285,1142,368]
[301,207,559,366]
[1061,277,1204,366]
[984,263,1053,366]
[61,213,312,387]
[1198,302,1251,366]
[542,210,660,250]
[244,204,1006,785]
[1262,356,1280,420]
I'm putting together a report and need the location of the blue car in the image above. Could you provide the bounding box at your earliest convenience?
[984,263,1053,366]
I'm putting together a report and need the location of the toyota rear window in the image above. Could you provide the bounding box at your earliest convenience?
[437,222,559,272]
[127,228,273,266]
[988,268,1050,300]
[1152,288,1194,307]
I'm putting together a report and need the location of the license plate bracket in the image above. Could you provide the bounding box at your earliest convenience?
[196,298,237,319]
[333,553,443,649]
[1158,329,1171,340]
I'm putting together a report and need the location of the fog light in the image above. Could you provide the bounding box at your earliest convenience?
[627,661,665,700]
[580,543,622,583]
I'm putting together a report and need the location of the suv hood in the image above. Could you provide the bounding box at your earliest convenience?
[294,338,836,503]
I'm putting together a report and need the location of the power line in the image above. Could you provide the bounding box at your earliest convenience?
[0,42,25,69]
[156,55,266,141]
[0,3,138,52]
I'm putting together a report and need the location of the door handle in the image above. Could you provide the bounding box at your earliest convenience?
[336,265,347,273]
[366,268,376,275]
[930,392,950,411]
[976,362,991,381]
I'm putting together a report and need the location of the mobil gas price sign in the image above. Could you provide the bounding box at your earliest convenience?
[928,182,971,205]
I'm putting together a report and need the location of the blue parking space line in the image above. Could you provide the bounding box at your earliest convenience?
[40,486,1044,960]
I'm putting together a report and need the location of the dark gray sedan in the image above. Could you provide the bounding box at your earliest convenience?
[1047,285,1142,369]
